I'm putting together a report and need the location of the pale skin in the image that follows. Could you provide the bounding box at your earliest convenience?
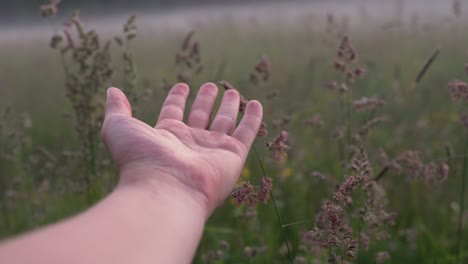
[0,82,263,264]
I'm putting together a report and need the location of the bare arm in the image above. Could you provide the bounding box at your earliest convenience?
[0,177,206,264]
[0,83,263,264]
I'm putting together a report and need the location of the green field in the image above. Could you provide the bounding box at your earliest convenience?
[0,2,467,263]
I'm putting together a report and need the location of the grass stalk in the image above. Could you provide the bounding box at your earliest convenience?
[252,144,293,263]
[346,90,352,149]
[282,220,314,228]
[456,131,468,264]
[415,48,440,85]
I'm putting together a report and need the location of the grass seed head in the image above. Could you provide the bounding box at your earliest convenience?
[266,130,290,164]
[447,80,468,101]
[353,97,386,112]
[258,177,273,203]
[257,122,268,137]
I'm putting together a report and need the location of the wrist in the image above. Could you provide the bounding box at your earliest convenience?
[117,165,210,220]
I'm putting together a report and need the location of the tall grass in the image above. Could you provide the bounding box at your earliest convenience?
[0,1,468,263]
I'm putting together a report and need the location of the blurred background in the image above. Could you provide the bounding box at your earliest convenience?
[1,0,467,263]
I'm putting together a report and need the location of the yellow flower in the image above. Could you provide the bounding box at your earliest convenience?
[449,112,459,123]
[229,198,236,206]
[242,167,251,179]
[282,167,293,178]
[236,178,243,186]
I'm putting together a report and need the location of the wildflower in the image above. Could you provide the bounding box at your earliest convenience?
[305,148,395,262]
[330,35,366,88]
[323,80,338,91]
[304,200,357,263]
[334,148,372,205]
[266,90,279,100]
[357,116,389,138]
[160,78,171,91]
[339,83,349,93]
[351,147,373,180]
[333,59,346,72]
[395,150,424,180]
[250,55,271,84]
[334,175,361,206]
[219,80,234,90]
[304,114,324,127]
[175,31,202,80]
[177,71,191,83]
[376,148,390,167]
[181,31,194,51]
[219,81,248,112]
[354,66,366,78]
[310,171,327,181]
[218,240,230,252]
[348,72,358,84]
[337,35,358,63]
[266,131,290,164]
[353,97,386,112]
[255,56,271,77]
[258,177,272,203]
[50,34,63,49]
[39,0,60,18]
[376,251,390,264]
[249,72,259,85]
[333,126,346,140]
[293,256,306,264]
[423,162,449,184]
[257,122,268,137]
[243,246,267,258]
[272,116,292,129]
[447,80,468,101]
[282,167,293,178]
[361,233,370,250]
[231,182,258,207]
[242,167,251,179]
[460,112,468,128]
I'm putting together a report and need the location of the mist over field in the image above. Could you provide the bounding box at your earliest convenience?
[0,0,458,44]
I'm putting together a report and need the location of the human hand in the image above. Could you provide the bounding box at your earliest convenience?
[101,83,263,218]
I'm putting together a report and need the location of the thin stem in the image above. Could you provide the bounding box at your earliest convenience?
[357,220,362,264]
[373,166,389,182]
[338,139,345,165]
[356,191,365,264]
[456,131,468,264]
[252,144,293,263]
[282,220,314,228]
[1,199,9,229]
[341,246,345,264]
[86,130,97,205]
[346,91,352,148]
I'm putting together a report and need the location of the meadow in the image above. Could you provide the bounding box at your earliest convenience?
[0,1,467,263]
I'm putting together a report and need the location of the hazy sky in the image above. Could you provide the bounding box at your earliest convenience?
[0,0,459,43]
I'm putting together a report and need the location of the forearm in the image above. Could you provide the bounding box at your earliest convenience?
[0,172,207,264]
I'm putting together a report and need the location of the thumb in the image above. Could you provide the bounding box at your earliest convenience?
[105,87,132,118]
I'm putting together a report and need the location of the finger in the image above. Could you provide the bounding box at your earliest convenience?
[157,83,190,123]
[187,83,219,129]
[232,100,263,149]
[210,89,240,134]
[105,87,132,118]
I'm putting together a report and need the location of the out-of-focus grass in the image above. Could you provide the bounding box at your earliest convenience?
[0,9,467,263]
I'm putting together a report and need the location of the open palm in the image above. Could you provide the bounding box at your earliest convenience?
[101,83,263,213]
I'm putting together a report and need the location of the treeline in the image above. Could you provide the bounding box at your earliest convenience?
[2,0,284,18]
